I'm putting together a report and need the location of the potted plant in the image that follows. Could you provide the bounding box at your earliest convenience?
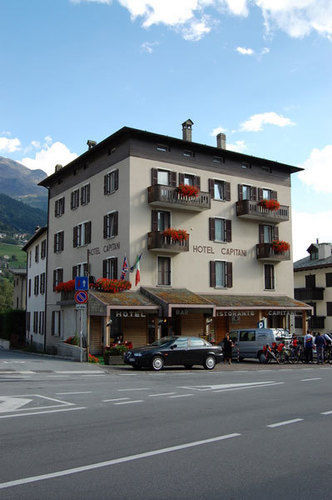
[272,240,290,254]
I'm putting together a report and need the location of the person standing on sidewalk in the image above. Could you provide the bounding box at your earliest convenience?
[223,333,233,365]
[304,331,314,363]
[314,332,326,364]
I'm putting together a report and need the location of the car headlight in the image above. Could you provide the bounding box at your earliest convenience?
[134,353,142,357]
[126,351,132,357]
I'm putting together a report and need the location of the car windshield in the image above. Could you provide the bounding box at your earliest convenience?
[150,337,177,347]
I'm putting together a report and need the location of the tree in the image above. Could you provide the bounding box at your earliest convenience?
[0,278,13,312]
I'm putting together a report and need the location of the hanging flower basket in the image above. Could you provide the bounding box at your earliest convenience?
[258,199,280,211]
[272,240,290,254]
[91,278,132,293]
[162,228,189,242]
[177,184,199,198]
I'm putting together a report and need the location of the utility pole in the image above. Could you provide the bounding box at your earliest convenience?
[86,249,90,360]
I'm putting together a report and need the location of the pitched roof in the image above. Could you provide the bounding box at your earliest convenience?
[294,255,332,271]
[22,226,47,252]
[90,290,159,308]
[202,294,311,310]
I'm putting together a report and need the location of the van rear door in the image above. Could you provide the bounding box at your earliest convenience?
[238,330,256,358]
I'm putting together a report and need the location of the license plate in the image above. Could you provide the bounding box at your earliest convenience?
[129,357,135,362]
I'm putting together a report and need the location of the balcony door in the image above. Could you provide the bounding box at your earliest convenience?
[157,211,170,232]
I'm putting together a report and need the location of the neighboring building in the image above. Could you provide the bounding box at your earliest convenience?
[39,121,310,354]
[9,268,27,310]
[294,241,332,334]
[22,226,48,351]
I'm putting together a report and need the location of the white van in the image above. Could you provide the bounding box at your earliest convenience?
[229,328,292,363]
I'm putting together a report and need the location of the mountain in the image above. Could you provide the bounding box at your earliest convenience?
[0,193,47,235]
[0,156,48,211]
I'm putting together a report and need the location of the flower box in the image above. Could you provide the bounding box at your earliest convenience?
[272,240,290,254]
[162,228,189,242]
[177,184,199,198]
[258,199,281,211]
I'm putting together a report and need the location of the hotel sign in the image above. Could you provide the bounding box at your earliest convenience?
[193,245,247,256]
[114,311,146,318]
[88,242,120,256]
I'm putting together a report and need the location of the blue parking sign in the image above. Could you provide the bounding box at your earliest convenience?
[75,276,89,291]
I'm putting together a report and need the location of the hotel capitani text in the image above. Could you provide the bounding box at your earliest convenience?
[37,121,311,354]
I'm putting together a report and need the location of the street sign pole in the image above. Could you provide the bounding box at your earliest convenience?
[80,308,83,363]
[86,249,90,361]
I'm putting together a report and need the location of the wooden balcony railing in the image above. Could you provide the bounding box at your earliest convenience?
[236,200,289,223]
[148,185,210,211]
[256,243,291,262]
[147,231,189,253]
[294,288,325,301]
[309,316,325,329]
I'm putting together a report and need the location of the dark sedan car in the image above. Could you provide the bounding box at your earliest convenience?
[123,336,223,371]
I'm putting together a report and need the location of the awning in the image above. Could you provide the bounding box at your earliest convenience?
[201,294,313,312]
[141,287,215,317]
[89,291,160,316]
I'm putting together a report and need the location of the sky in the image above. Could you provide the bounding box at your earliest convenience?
[0,0,331,260]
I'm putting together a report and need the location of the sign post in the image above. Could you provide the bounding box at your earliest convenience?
[75,283,89,362]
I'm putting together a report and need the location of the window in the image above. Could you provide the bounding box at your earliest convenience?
[241,163,251,169]
[264,264,275,290]
[173,338,188,349]
[327,302,332,316]
[158,256,171,286]
[28,279,31,297]
[52,311,61,336]
[189,338,205,347]
[209,218,231,243]
[72,263,88,279]
[295,316,302,329]
[305,274,316,289]
[259,224,278,244]
[209,179,231,201]
[35,245,39,263]
[102,257,118,279]
[53,268,63,290]
[310,248,318,261]
[157,211,170,232]
[26,312,30,333]
[183,150,194,158]
[326,273,332,287]
[41,240,47,259]
[34,275,39,296]
[258,188,277,201]
[81,184,90,205]
[55,197,65,217]
[39,311,45,335]
[54,231,64,253]
[40,273,46,295]
[29,252,31,267]
[103,212,118,239]
[262,189,271,200]
[157,170,169,186]
[238,184,257,201]
[156,144,169,152]
[71,189,79,210]
[210,261,232,288]
[104,170,119,195]
[213,156,222,164]
[73,222,91,247]
[239,331,255,342]
[183,174,195,186]
[33,312,39,334]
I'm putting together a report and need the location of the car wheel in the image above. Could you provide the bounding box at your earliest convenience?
[204,355,216,370]
[184,364,193,369]
[152,356,164,371]
[258,353,266,364]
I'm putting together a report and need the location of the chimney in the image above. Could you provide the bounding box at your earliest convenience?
[316,238,319,244]
[87,140,97,150]
[182,119,194,142]
[216,133,226,149]
[55,164,63,173]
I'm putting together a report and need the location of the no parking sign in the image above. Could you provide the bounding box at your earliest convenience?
[74,290,88,304]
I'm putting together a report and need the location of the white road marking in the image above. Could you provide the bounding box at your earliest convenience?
[103,398,129,403]
[0,433,241,490]
[0,396,32,413]
[55,392,92,395]
[114,400,143,405]
[181,381,278,392]
[301,378,322,382]
[55,371,103,374]
[169,394,194,399]
[321,410,332,415]
[0,407,85,420]
[0,394,73,413]
[214,382,284,393]
[267,418,303,428]
[118,388,152,392]
[149,392,176,397]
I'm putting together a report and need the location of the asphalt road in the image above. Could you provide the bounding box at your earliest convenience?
[1,349,331,499]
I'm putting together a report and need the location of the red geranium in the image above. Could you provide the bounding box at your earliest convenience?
[272,240,290,253]
[177,184,199,198]
[259,199,281,211]
[91,278,132,293]
[55,280,76,293]
[162,228,189,242]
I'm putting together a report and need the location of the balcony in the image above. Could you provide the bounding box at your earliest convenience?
[148,185,210,211]
[148,231,189,253]
[294,288,325,301]
[256,243,291,262]
[57,290,75,306]
[309,316,325,329]
[236,200,289,223]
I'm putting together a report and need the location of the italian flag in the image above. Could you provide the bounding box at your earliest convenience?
[130,254,142,286]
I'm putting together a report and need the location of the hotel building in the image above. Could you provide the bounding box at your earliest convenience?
[39,121,310,354]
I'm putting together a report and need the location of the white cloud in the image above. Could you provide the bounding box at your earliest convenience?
[298,145,332,193]
[236,46,254,55]
[140,41,159,54]
[227,140,247,152]
[0,137,21,153]
[210,126,227,136]
[31,141,41,149]
[292,210,332,261]
[240,112,295,132]
[21,140,78,176]
[261,47,270,55]
[71,0,332,41]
